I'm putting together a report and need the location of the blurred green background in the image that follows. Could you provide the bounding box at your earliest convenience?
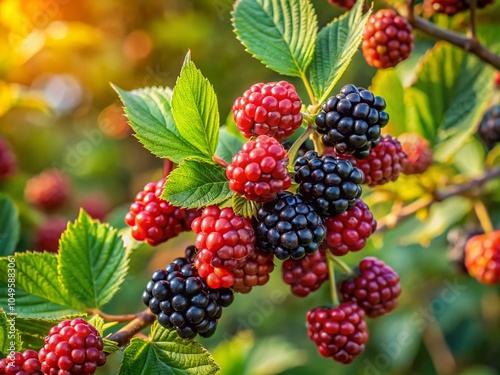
[1,0,499,374]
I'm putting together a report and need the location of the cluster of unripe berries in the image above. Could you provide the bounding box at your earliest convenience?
[0,318,106,375]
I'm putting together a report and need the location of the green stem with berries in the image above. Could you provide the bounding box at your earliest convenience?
[301,72,318,107]
[287,125,315,163]
[106,309,156,348]
[474,200,494,233]
[331,255,355,276]
[327,253,340,306]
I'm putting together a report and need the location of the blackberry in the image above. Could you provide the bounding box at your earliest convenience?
[362,9,414,69]
[38,318,106,375]
[34,218,68,253]
[0,136,16,180]
[232,248,275,293]
[185,245,198,263]
[142,257,234,339]
[255,192,326,260]
[191,206,256,289]
[306,302,369,364]
[226,135,291,202]
[232,81,303,141]
[125,178,201,246]
[478,106,500,149]
[0,350,42,375]
[24,169,70,212]
[465,230,500,285]
[398,133,433,175]
[339,257,402,317]
[321,199,377,256]
[447,227,482,274]
[282,249,328,297]
[315,84,389,159]
[294,151,364,216]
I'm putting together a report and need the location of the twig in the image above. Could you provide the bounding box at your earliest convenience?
[287,126,315,162]
[107,309,156,347]
[87,309,137,323]
[213,154,229,168]
[330,254,355,276]
[474,200,494,233]
[377,167,500,232]
[422,319,456,375]
[327,254,340,306]
[300,72,318,107]
[468,0,477,41]
[163,159,173,177]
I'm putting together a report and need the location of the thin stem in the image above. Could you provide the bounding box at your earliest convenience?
[331,255,355,276]
[474,200,494,233]
[377,167,500,232]
[326,253,340,306]
[107,309,156,347]
[422,319,456,375]
[310,132,324,155]
[163,159,173,178]
[87,309,137,323]
[287,126,315,162]
[213,154,229,168]
[408,15,500,70]
[468,0,477,41]
[300,71,317,107]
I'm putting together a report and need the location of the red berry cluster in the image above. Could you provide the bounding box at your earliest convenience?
[362,9,414,69]
[232,81,303,141]
[0,136,16,180]
[25,169,70,212]
[465,230,500,285]
[39,318,106,374]
[306,302,369,364]
[125,178,200,246]
[192,206,256,289]
[0,350,42,375]
[398,133,433,175]
[321,199,377,256]
[232,248,275,293]
[226,135,291,202]
[282,249,328,297]
[328,0,356,10]
[34,218,68,253]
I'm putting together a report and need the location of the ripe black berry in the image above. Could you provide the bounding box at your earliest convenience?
[315,85,389,159]
[294,151,364,216]
[478,106,500,149]
[255,192,326,260]
[143,257,234,339]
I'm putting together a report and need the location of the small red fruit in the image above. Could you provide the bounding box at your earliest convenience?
[398,133,433,175]
[465,230,500,285]
[25,169,70,211]
[34,218,68,253]
[282,249,328,297]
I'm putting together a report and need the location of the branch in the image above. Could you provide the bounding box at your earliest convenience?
[107,309,156,347]
[87,309,137,323]
[377,167,500,232]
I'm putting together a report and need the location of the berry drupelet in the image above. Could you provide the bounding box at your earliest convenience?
[282,249,328,297]
[232,248,275,293]
[398,133,433,175]
[0,350,42,375]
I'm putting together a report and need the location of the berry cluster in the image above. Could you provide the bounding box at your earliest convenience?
[39,318,106,375]
[232,81,303,141]
[143,256,234,338]
[426,0,493,15]
[478,106,500,149]
[25,169,70,212]
[315,85,389,159]
[282,249,328,297]
[362,10,414,69]
[226,135,291,202]
[294,151,364,216]
[232,248,275,293]
[192,206,256,289]
[465,230,500,285]
[398,133,433,175]
[0,350,42,375]
[125,178,200,246]
[327,0,356,10]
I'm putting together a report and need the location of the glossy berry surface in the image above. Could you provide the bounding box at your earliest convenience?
[226,135,291,202]
[0,136,16,180]
[282,249,328,297]
[315,84,389,159]
[294,151,364,216]
[349,136,408,186]
[398,133,433,175]
[0,350,42,375]
[24,169,70,212]
[478,106,500,149]
[232,248,275,293]
[232,81,303,141]
[125,178,200,246]
[38,318,106,375]
[34,218,68,253]
[339,257,402,317]
[255,192,326,260]
[142,257,234,339]
[362,9,413,69]
[321,199,377,256]
[191,206,255,289]
[306,302,369,364]
[465,230,500,285]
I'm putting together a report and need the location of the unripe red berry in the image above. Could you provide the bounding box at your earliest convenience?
[398,133,433,175]
[25,169,70,211]
[282,249,328,297]
[465,230,500,285]
[34,218,68,253]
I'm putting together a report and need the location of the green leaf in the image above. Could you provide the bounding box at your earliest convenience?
[118,324,220,375]
[405,42,494,158]
[370,69,406,136]
[0,309,22,357]
[0,194,20,256]
[309,0,371,102]
[232,0,317,77]
[216,127,244,164]
[113,85,207,163]
[172,53,220,161]
[232,194,259,219]
[58,210,130,309]
[162,160,232,208]
[0,253,81,312]
[103,338,120,354]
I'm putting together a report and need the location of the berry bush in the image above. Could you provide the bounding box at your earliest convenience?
[0,0,500,374]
